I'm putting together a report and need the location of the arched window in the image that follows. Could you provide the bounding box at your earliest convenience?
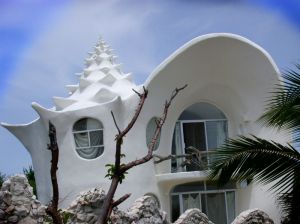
[146,117,161,151]
[171,102,228,172]
[171,181,235,224]
[73,118,104,159]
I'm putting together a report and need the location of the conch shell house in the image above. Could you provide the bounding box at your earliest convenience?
[2,33,284,224]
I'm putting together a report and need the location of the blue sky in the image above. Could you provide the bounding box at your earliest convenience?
[0,0,300,174]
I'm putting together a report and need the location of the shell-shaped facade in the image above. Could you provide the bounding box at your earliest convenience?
[53,38,137,111]
[1,33,285,223]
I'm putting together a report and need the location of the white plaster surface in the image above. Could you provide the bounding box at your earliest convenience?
[1,33,286,223]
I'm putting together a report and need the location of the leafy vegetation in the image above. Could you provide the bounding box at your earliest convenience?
[23,165,37,196]
[0,172,6,188]
[209,64,300,224]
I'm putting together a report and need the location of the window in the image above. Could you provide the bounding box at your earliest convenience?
[146,117,161,151]
[73,118,104,159]
[171,103,228,172]
[171,182,235,224]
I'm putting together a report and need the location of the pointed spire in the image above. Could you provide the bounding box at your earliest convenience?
[109,55,118,64]
[92,88,117,103]
[52,35,137,109]
[83,68,93,77]
[52,97,77,110]
[93,37,115,56]
[113,63,122,70]
[98,73,116,86]
[87,51,94,56]
[65,85,78,94]
[95,55,103,64]
[122,73,133,82]
[75,72,83,78]
[100,67,110,74]
[32,102,59,120]
[84,57,95,67]
[79,78,93,90]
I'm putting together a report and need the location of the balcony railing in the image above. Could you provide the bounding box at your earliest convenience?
[171,148,215,173]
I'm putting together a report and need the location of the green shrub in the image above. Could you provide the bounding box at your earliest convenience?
[23,166,37,196]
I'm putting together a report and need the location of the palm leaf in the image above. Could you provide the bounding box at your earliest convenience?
[279,171,300,223]
[209,64,300,223]
[208,135,300,193]
[259,64,300,142]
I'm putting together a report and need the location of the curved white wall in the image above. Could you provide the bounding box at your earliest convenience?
[141,33,283,222]
[2,33,285,223]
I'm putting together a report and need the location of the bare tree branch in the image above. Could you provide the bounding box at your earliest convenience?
[111,111,121,134]
[132,88,142,98]
[121,84,187,172]
[153,153,194,164]
[97,85,187,224]
[46,122,63,224]
[119,87,148,139]
[112,193,131,208]
[98,87,148,224]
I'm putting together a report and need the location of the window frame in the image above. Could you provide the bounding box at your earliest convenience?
[170,181,236,224]
[174,118,228,171]
[179,118,228,152]
[72,118,104,159]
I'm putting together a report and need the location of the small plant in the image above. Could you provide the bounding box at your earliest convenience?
[105,163,128,184]
[0,172,6,188]
[60,210,74,224]
[23,165,37,196]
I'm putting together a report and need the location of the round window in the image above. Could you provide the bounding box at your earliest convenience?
[73,118,104,159]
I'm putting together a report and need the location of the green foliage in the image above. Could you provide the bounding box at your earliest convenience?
[259,63,300,143]
[105,164,128,184]
[60,210,74,224]
[105,164,116,179]
[44,215,54,223]
[23,165,37,196]
[44,210,72,224]
[209,136,300,192]
[0,172,6,188]
[209,65,300,224]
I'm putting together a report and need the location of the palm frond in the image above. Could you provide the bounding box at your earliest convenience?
[278,172,300,224]
[259,64,300,142]
[208,135,300,193]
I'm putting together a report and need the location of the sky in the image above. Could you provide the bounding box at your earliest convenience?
[0,0,300,175]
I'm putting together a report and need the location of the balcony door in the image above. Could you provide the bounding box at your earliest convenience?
[182,121,206,171]
[171,103,228,172]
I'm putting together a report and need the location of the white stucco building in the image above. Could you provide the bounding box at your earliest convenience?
[2,33,285,223]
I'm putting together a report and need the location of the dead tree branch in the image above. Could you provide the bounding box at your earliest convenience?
[46,122,63,224]
[153,153,194,164]
[111,111,121,134]
[121,84,187,173]
[112,193,131,208]
[154,146,210,172]
[97,85,187,224]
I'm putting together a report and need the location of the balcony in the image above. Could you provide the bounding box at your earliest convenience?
[171,148,215,173]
